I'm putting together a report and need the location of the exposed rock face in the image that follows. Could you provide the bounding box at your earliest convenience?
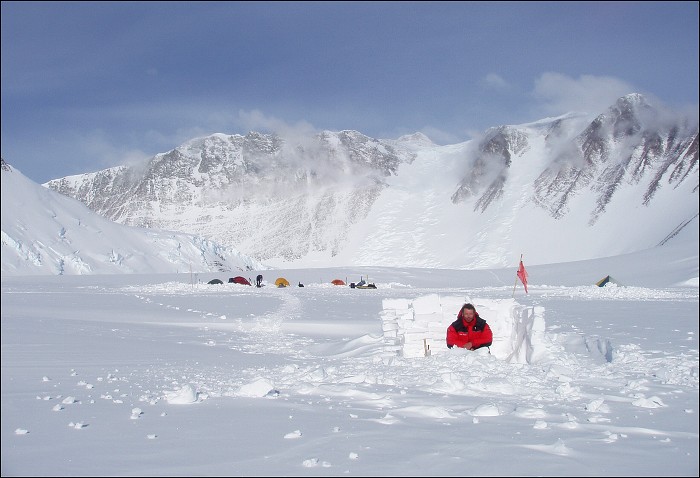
[45,94,698,267]
[47,130,416,262]
[529,94,698,224]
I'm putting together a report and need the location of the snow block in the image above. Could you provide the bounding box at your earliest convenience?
[380,295,544,363]
[382,298,411,311]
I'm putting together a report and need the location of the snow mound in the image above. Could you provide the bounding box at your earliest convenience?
[164,384,199,404]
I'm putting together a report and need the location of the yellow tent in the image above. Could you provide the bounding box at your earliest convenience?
[275,277,290,288]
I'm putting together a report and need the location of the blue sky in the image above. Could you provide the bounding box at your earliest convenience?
[2,1,698,184]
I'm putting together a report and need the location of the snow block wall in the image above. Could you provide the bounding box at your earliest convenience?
[380,294,547,363]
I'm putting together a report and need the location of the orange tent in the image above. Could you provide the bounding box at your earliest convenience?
[331,279,346,286]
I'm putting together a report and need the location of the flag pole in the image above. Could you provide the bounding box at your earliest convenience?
[512,254,522,297]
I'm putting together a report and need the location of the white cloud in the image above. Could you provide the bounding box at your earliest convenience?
[415,125,462,145]
[531,72,637,117]
[62,130,152,174]
[235,109,318,139]
[481,73,510,90]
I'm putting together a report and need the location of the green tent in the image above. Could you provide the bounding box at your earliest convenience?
[595,275,619,287]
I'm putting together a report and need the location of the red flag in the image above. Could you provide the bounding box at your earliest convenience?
[517,260,528,293]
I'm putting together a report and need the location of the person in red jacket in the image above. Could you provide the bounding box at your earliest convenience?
[446,303,493,350]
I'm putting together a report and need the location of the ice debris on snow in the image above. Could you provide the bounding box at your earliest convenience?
[469,403,501,417]
[302,458,331,468]
[632,395,666,408]
[236,378,276,398]
[164,384,199,404]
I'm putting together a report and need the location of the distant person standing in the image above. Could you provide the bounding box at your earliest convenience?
[256,274,263,287]
[446,303,493,351]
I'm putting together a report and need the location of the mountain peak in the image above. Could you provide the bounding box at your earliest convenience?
[618,92,648,106]
[583,93,656,139]
[611,92,653,117]
[396,132,434,145]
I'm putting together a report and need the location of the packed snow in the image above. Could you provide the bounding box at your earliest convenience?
[2,239,698,476]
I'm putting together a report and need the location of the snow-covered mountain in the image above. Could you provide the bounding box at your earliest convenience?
[40,94,700,269]
[1,159,265,275]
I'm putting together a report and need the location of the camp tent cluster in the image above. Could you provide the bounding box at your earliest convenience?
[206,276,295,288]
[206,276,251,286]
[206,276,380,289]
[209,271,617,290]
[332,277,377,288]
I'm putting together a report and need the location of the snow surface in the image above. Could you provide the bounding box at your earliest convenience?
[2,237,698,476]
[1,161,264,275]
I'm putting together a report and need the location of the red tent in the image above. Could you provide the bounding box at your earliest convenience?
[331,279,346,286]
[229,276,251,286]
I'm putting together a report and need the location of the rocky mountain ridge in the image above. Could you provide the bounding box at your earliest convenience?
[44,94,698,268]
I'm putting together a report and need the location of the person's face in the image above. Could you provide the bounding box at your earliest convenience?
[463,308,475,322]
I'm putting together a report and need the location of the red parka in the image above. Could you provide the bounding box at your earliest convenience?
[446,309,493,350]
